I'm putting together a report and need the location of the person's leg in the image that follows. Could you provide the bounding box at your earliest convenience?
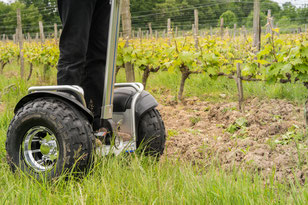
[82,0,111,131]
[57,0,96,85]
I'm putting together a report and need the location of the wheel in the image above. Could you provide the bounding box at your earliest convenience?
[137,108,166,156]
[6,97,94,179]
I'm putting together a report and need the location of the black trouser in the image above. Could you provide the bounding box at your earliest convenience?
[57,0,110,130]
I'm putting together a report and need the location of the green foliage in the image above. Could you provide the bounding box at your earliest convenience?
[246,11,268,28]
[1,2,42,35]
[219,10,237,28]
[274,125,305,145]
[0,42,18,66]
[277,16,291,27]
[226,117,248,134]
[189,116,201,125]
[258,32,308,85]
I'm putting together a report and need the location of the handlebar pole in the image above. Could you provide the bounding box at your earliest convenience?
[101,0,122,120]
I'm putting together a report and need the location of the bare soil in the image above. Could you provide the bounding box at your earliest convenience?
[158,96,308,183]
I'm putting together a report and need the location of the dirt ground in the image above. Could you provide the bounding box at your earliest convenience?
[158,96,308,183]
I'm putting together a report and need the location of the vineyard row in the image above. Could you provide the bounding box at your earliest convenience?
[0,32,307,107]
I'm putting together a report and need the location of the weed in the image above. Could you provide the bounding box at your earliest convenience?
[274,125,304,145]
[184,128,202,135]
[240,146,251,155]
[226,117,248,134]
[190,116,201,126]
[203,107,210,112]
[266,136,279,151]
[222,107,237,114]
[167,129,179,139]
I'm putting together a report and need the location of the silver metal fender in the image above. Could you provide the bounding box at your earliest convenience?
[113,88,158,118]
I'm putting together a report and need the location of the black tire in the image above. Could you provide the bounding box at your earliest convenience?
[6,97,94,179]
[137,109,166,156]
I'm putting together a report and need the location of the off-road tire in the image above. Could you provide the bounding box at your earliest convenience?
[6,97,95,179]
[137,109,166,156]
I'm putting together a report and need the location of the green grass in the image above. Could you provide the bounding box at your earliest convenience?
[1,125,308,204]
[0,63,308,204]
[1,126,308,204]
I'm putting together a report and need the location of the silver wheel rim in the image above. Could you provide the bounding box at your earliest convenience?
[21,126,59,172]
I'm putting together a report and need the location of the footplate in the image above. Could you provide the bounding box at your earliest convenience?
[97,83,144,156]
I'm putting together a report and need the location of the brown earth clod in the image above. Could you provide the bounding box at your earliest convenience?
[158,97,307,183]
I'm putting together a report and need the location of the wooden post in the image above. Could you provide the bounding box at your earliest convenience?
[175,26,178,37]
[266,10,272,35]
[163,29,166,38]
[226,27,230,38]
[220,17,224,39]
[122,0,134,82]
[194,9,199,35]
[253,0,261,51]
[17,8,25,79]
[242,25,247,40]
[148,23,152,38]
[137,28,140,38]
[155,30,158,39]
[210,26,213,37]
[192,24,195,35]
[2,34,5,41]
[132,30,135,39]
[121,0,132,39]
[298,27,302,34]
[236,63,244,112]
[146,30,149,39]
[233,24,237,40]
[54,23,58,40]
[138,28,142,44]
[193,24,198,49]
[124,40,135,82]
[167,18,171,44]
[39,21,45,43]
[27,33,31,42]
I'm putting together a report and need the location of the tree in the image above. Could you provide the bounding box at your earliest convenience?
[297,6,308,24]
[280,2,297,20]
[261,0,281,18]
[246,10,267,28]
[219,10,237,28]
[2,2,42,35]
[0,2,11,34]
[277,16,291,27]
[18,0,59,32]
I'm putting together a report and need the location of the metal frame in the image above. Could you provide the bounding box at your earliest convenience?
[114,83,144,144]
[101,0,122,120]
[28,85,86,106]
[97,82,144,155]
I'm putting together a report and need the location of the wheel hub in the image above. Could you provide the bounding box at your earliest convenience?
[22,126,59,172]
